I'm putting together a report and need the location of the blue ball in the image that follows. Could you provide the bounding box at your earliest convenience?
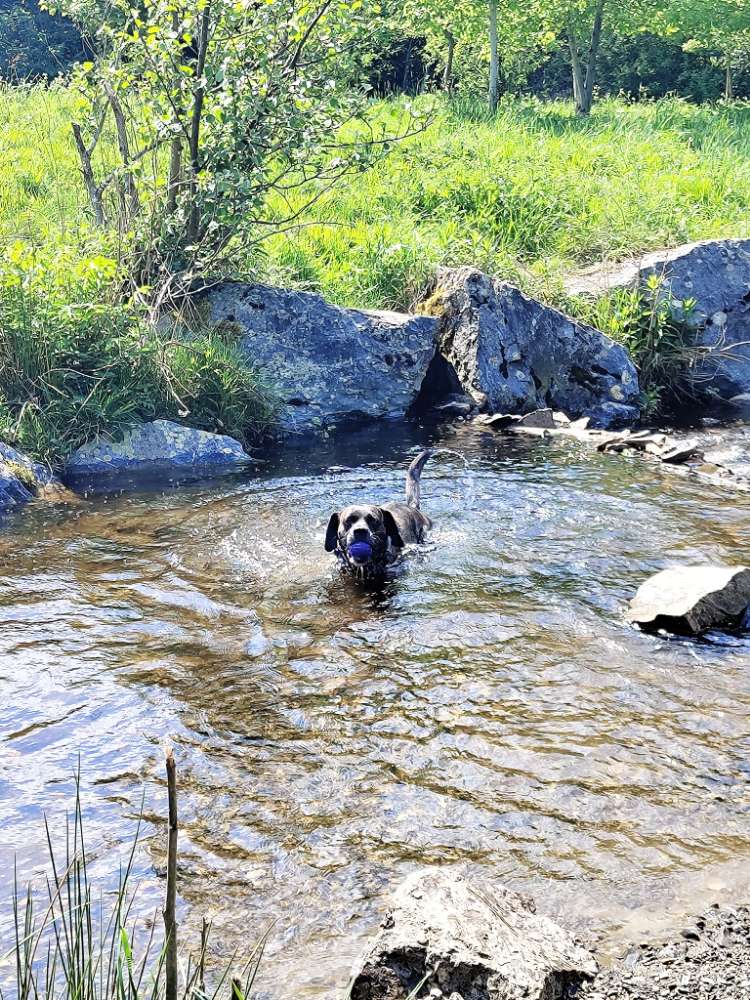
[348,541,373,562]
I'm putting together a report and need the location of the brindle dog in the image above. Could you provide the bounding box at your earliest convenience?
[324,450,433,579]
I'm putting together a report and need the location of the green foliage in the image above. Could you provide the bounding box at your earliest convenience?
[0,247,274,466]
[399,0,554,96]
[531,30,749,102]
[48,0,417,291]
[570,277,704,416]
[663,0,750,65]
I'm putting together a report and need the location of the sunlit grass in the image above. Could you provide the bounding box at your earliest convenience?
[263,94,750,309]
[3,85,749,313]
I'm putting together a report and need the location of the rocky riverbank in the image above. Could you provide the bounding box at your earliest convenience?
[571,903,750,1000]
[348,872,750,1000]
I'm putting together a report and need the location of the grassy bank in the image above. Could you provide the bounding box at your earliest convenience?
[2,84,750,460]
[4,86,750,309]
[264,96,750,311]
[0,249,275,466]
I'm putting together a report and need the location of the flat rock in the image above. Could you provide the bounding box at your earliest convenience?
[348,870,597,1000]
[518,408,556,429]
[63,420,252,479]
[204,282,438,434]
[627,565,750,635]
[658,440,703,465]
[565,239,750,400]
[420,267,640,429]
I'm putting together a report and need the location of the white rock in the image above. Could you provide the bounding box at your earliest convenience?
[348,870,596,1000]
[627,566,750,635]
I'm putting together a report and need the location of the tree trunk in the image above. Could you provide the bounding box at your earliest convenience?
[725,57,734,100]
[580,0,605,115]
[71,122,105,226]
[568,30,585,112]
[443,31,455,93]
[167,139,182,214]
[104,83,140,221]
[488,0,499,113]
[167,7,184,218]
[186,6,211,242]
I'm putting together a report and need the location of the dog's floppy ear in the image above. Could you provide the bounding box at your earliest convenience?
[324,513,340,552]
[381,508,404,549]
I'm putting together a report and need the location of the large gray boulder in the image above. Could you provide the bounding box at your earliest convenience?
[63,420,252,479]
[205,283,438,434]
[420,267,640,429]
[348,870,597,1000]
[0,442,58,511]
[565,239,750,400]
[627,565,750,635]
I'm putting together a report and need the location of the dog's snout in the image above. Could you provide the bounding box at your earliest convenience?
[352,526,370,541]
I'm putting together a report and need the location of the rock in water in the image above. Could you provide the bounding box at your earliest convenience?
[204,283,438,434]
[0,442,60,511]
[627,566,750,635]
[419,267,640,429]
[565,239,750,401]
[517,407,556,429]
[348,870,597,1000]
[64,420,252,479]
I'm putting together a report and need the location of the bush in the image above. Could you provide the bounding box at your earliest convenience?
[569,277,705,417]
[0,247,275,466]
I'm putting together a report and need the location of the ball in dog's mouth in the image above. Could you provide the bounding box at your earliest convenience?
[347,541,373,564]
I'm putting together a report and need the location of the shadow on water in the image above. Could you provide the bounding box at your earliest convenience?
[1,418,750,997]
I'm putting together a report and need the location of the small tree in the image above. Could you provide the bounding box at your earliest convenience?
[546,0,664,114]
[665,0,750,100]
[403,0,553,110]
[566,0,606,115]
[49,0,419,301]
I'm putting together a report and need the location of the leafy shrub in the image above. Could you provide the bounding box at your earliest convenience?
[570,277,705,417]
[0,247,275,466]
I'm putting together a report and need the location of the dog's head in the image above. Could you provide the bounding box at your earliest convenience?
[325,505,404,571]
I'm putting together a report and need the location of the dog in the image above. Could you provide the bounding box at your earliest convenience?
[324,450,433,579]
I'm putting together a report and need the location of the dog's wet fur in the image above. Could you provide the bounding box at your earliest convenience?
[325,450,433,580]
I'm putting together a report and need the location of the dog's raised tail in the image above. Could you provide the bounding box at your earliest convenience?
[405,449,433,509]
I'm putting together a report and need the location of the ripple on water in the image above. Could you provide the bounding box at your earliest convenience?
[0,422,749,997]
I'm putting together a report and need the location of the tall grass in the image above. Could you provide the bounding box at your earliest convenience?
[0,247,276,466]
[263,94,750,310]
[2,764,269,1000]
[3,86,750,315]
[570,277,710,417]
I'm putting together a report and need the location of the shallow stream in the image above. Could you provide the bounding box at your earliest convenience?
[1,420,749,996]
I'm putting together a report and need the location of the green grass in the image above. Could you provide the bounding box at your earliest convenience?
[3,86,750,313]
[3,768,268,1000]
[0,248,276,466]
[262,94,750,310]
[2,84,750,453]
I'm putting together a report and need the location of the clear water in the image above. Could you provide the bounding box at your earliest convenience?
[1,420,749,996]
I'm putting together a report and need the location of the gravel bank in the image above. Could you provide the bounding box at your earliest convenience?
[569,904,750,1000]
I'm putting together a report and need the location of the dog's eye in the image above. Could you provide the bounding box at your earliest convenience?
[343,516,354,530]
[364,514,377,528]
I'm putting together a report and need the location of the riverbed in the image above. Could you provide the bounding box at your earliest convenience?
[1,420,749,997]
